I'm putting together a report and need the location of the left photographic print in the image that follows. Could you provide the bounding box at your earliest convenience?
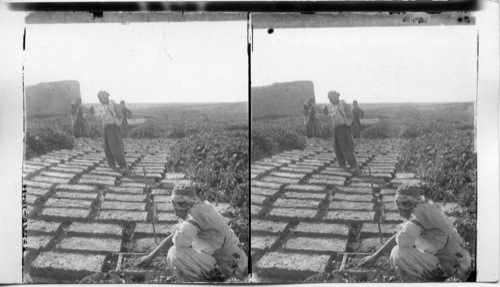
[22,13,249,283]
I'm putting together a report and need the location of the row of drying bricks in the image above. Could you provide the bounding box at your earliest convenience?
[249,147,402,278]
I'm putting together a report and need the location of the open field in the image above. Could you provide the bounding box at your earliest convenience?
[251,102,476,283]
[23,102,249,283]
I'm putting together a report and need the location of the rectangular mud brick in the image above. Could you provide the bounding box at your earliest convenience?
[25,194,42,206]
[103,193,145,202]
[332,193,372,202]
[158,212,178,222]
[25,219,62,235]
[79,178,116,186]
[49,166,85,174]
[152,188,172,196]
[251,205,262,217]
[251,219,288,234]
[350,176,385,184]
[56,184,96,192]
[30,251,106,280]
[40,207,90,222]
[24,160,53,167]
[252,235,280,251]
[358,237,390,253]
[329,201,373,211]
[298,161,326,167]
[44,198,93,209]
[24,234,54,251]
[381,188,397,195]
[348,182,382,188]
[134,222,172,238]
[160,179,191,189]
[67,222,123,238]
[268,208,317,221]
[90,170,122,177]
[251,187,279,197]
[278,167,315,174]
[24,180,55,189]
[284,237,347,253]
[39,171,76,179]
[384,212,403,222]
[251,181,282,190]
[360,223,397,236]
[130,237,165,253]
[287,164,320,171]
[57,236,122,254]
[325,210,373,222]
[293,222,349,237]
[281,191,326,200]
[155,202,175,212]
[273,198,322,209]
[25,204,37,218]
[97,210,147,223]
[395,173,415,179]
[251,194,268,205]
[164,173,185,180]
[312,174,346,181]
[309,178,345,186]
[106,186,143,194]
[320,170,352,177]
[270,172,306,179]
[251,173,260,180]
[336,186,373,194]
[101,201,145,211]
[256,161,284,167]
[262,176,300,184]
[120,181,149,188]
[255,252,330,280]
[53,191,98,201]
[285,184,326,193]
[81,174,117,182]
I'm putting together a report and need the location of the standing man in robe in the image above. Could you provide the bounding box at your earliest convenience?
[351,100,365,139]
[328,91,361,176]
[97,91,130,175]
[69,97,85,138]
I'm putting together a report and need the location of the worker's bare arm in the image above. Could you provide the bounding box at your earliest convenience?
[358,234,397,267]
[134,232,173,267]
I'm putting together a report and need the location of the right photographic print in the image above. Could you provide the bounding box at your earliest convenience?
[250,12,477,283]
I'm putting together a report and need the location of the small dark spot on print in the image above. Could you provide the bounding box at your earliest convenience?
[268,28,274,34]
[455,252,463,258]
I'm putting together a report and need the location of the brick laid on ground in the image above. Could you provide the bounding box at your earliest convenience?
[101,201,145,211]
[251,181,282,190]
[30,252,106,280]
[251,205,262,217]
[270,172,306,179]
[358,237,390,253]
[255,252,330,280]
[102,193,145,202]
[23,180,55,189]
[24,235,54,251]
[360,223,397,236]
[329,201,373,211]
[96,210,147,222]
[325,210,374,222]
[268,208,317,221]
[251,220,288,234]
[251,187,279,197]
[262,176,300,184]
[293,222,349,237]
[25,219,62,235]
[285,184,326,193]
[57,236,122,254]
[332,193,373,202]
[252,236,280,251]
[281,191,326,200]
[40,207,90,221]
[56,184,95,192]
[106,186,143,194]
[273,198,322,209]
[52,191,98,200]
[251,194,268,205]
[67,222,123,238]
[134,223,172,238]
[44,198,93,209]
[284,237,347,253]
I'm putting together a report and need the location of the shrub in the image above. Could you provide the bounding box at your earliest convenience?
[25,127,74,159]
[361,122,390,139]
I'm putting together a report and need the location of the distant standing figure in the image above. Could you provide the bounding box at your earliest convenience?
[120,100,133,138]
[351,100,365,139]
[328,91,361,176]
[302,98,317,138]
[323,105,329,116]
[89,105,95,116]
[97,91,130,175]
[69,98,85,138]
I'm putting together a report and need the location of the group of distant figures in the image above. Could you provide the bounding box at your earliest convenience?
[69,97,132,138]
[302,95,365,139]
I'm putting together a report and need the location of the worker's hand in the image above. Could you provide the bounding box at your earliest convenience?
[357,255,377,268]
[133,255,153,267]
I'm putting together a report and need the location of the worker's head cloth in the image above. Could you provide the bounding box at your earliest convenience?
[395,182,425,210]
[171,183,201,210]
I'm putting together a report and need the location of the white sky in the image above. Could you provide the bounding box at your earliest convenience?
[24,21,248,104]
[252,25,478,104]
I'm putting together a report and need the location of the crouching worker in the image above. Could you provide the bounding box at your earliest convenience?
[358,183,472,282]
[134,184,248,282]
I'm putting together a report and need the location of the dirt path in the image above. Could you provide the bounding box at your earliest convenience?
[250,138,417,282]
[23,138,230,283]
